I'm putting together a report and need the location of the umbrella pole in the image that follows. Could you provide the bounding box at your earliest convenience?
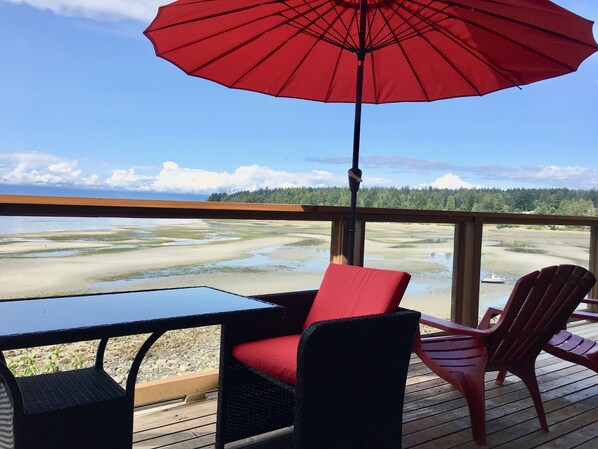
[347,0,367,266]
[347,57,364,266]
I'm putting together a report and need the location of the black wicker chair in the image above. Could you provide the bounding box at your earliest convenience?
[216,264,420,449]
[0,339,135,449]
[0,351,129,449]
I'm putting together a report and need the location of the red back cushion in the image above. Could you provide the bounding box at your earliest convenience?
[302,264,411,330]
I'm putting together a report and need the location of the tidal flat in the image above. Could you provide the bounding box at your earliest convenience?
[0,218,591,381]
[0,219,591,315]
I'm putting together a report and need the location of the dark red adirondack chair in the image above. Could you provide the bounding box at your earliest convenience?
[483,298,598,378]
[414,265,596,445]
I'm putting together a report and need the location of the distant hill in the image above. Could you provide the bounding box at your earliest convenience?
[209,186,598,216]
[0,184,209,202]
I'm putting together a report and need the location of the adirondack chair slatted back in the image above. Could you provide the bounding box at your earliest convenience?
[487,265,595,367]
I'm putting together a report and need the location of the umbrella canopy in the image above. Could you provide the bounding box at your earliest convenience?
[145,0,597,264]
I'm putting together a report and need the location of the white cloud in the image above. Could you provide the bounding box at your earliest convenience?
[533,165,590,181]
[467,164,598,187]
[5,0,163,21]
[0,152,99,186]
[2,151,597,193]
[105,167,153,189]
[113,161,341,194]
[0,152,344,193]
[430,173,476,189]
[307,155,453,172]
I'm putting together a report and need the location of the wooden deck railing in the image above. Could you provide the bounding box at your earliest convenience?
[2,193,597,326]
[2,193,598,405]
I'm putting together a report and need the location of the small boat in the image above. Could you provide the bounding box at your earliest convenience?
[482,272,505,284]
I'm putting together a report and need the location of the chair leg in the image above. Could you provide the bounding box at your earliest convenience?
[496,369,507,385]
[460,373,487,445]
[513,365,548,431]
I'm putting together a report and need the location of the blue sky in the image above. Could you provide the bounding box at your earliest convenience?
[0,0,597,195]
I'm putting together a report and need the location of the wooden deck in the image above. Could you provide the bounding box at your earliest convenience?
[133,321,598,449]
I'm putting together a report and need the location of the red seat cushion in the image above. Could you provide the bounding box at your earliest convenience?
[232,264,411,385]
[302,264,411,329]
[232,334,301,385]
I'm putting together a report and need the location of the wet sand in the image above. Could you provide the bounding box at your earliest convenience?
[0,220,591,381]
[0,221,590,317]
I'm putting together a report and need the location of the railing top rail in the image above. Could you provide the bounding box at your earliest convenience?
[1,194,597,226]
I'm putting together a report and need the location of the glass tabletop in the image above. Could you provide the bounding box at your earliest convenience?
[0,287,281,350]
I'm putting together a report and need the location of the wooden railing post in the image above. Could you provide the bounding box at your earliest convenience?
[590,225,598,307]
[330,217,365,266]
[451,219,483,326]
[330,218,348,265]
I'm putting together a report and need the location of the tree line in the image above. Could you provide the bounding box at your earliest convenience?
[208,187,598,216]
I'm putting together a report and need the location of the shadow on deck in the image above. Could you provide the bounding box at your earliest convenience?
[134,322,598,449]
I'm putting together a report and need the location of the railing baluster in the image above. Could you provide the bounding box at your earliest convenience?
[330,218,348,265]
[452,219,483,327]
[330,217,365,266]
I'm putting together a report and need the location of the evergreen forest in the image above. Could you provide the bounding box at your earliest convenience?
[208,187,598,216]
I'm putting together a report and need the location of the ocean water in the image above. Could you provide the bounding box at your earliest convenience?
[0,216,197,234]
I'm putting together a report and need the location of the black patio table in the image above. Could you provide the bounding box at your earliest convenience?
[0,286,283,448]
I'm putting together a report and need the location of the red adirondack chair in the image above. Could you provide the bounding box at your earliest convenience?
[482,298,598,378]
[413,265,596,445]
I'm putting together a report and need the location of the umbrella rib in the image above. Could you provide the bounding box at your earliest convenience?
[228,25,313,88]
[275,9,353,98]
[376,3,452,100]
[151,5,287,61]
[273,0,370,98]
[183,1,348,76]
[146,0,282,33]
[441,0,597,49]
[366,4,384,103]
[324,46,346,102]
[229,6,349,92]
[280,0,359,51]
[367,1,455,101]
[408,0,596,71]
[153,0,348,66]
[400,5,522,88]
[393,2,488,95]
[369,0,443,50]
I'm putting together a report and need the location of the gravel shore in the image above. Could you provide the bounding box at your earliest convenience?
[3,322,445,386]
[4,326,222,385]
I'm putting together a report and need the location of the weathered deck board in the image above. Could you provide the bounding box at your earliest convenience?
[134,321,598,449]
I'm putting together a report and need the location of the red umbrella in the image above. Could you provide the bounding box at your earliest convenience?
[144,0,597,264]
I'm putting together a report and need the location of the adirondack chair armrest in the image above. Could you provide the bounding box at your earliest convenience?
[581,298,598,306]
[478,306,504,329]
[419,313,490,337]
[483,297,598,324]
[560,297,597,321]
[570,310,598,321]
